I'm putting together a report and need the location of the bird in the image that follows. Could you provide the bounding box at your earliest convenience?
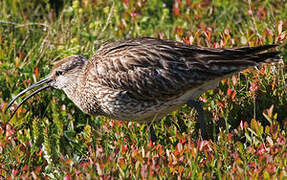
[5,37,281,142]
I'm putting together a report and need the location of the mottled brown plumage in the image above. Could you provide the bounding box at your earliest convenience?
[6,37,281,140]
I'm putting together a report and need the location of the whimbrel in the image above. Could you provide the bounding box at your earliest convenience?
[6,37,281,141]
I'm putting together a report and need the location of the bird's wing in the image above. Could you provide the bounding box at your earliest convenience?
[87,37,280,101]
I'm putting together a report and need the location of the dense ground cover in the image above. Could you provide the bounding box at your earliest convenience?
[0,0,286,178]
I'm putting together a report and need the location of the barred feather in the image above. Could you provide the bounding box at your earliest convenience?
[86,37,280,102]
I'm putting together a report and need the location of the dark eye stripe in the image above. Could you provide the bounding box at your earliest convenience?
[56,71,63,76]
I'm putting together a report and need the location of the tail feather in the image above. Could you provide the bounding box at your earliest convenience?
[194,44,282,74]
[234,44,279,54]
[223,45,281,64]
[255,51,281,63]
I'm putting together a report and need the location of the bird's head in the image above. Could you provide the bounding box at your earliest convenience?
[5,55,88,119]
[48,55,87,89]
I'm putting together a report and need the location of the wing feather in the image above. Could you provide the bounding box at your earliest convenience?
[86,37,280,101]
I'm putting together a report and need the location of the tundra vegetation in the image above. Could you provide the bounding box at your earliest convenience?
[0,0,286,179]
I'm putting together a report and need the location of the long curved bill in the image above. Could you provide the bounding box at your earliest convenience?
[5,77,52,119]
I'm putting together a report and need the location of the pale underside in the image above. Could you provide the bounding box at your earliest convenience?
[64,78,220,122]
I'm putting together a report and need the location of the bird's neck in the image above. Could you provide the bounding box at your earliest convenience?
[62,63,103,115]
[62,73,84,106]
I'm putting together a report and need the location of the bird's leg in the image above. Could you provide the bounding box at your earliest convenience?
[187,100,207,140]
[148,123,157,143]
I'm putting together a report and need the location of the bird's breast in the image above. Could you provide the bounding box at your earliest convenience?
[63,77,220,122]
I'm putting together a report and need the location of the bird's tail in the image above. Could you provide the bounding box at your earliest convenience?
[236,44,282,63]
[231,44,282,64]
[191,44,282,75]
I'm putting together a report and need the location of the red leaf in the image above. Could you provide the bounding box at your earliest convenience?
[256,144,266,155]
[250,81,260,92]
[34,67,39,78]
[227,88,232,98]
[22,164,28,171]
[173,0,180,16]
[123,0,129,5]
[231,91,236,100]
[259,66,265,75]
[63,175,72,180]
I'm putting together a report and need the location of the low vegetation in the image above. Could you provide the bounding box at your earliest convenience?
[0,0,286,178]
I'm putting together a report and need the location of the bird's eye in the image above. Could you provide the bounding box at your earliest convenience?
[56,71,63,76]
